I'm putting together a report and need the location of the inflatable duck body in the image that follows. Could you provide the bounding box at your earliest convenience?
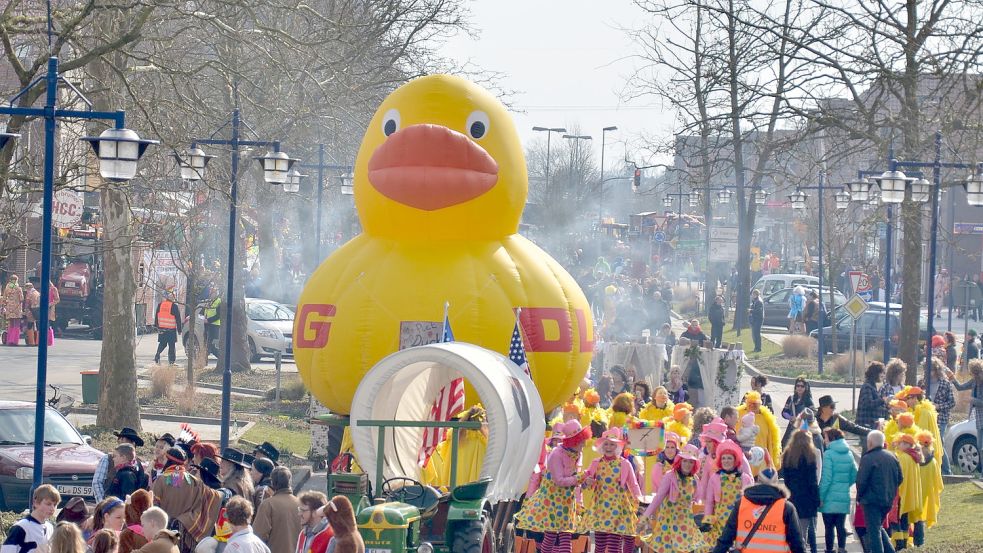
[294,75,594,414]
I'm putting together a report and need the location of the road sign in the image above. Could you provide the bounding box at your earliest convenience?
[844,294,869,320]
[653,230,666,243]
[709,226,739,263]
[849,271,873,301]
[51,190,84,228]
[954,222,983,235]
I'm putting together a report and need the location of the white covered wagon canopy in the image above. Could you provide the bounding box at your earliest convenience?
[350,342,546,503]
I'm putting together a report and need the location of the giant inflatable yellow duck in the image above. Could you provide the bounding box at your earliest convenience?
[294,75,594,414]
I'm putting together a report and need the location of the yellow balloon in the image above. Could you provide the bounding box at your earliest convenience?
[294,75,594,414]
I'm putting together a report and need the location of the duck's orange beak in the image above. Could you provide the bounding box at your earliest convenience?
[367,124,499,211]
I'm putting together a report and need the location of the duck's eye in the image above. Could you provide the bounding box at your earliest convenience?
[466,111,490,139]
[382,109,400,136]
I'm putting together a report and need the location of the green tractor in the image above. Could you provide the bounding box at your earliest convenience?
[321,416,518,553]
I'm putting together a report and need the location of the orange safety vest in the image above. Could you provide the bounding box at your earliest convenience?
[157,300,177,330]
[735,497,790,553]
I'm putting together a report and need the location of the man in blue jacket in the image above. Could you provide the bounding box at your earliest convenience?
[856,430,903,553]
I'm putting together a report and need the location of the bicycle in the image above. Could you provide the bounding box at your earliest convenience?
[46,384,75,415]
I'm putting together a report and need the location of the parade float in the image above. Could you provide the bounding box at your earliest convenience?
[294,74,591,553]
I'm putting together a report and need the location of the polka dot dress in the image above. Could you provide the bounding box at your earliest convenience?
[642,474,706,553]
[580,457,638,536]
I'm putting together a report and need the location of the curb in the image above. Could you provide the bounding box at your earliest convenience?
[742,358,857,389]
[136,375,267,397]
[69,407,254,430]
[194,381,266,397]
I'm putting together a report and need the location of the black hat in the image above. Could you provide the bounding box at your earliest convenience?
[55,496,89,525]
[252,457,275,477]
[253,442,280,463]
[217,447,251,469]
[818,395,835,409]
[196,457,222,489]
[114,427,145,447]
[243,453,256,467]
[156,433,176,447]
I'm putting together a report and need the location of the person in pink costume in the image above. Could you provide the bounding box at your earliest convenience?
[702,439,754,545]
[648,432,681,493]
[582,428,643,553]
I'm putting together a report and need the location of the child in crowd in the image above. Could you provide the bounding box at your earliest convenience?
[737,412,759,453]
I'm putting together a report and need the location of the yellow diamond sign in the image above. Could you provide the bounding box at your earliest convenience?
[844,294,869,320]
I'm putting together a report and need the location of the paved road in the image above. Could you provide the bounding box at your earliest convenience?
[0,331,297,402]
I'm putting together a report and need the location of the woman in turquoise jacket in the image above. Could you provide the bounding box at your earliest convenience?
[819,429,857,553]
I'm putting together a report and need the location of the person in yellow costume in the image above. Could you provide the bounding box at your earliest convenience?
[888,412,921,452]
[430,405,488,488]
[882,399,907,444]
[637,387,674,493]
[915,431,942,537]
[580,389,609,432]
[891,433,924,549]
[901,386,943,478]
[607,392,636,430]
[737,391,781,469]
[639,386,674,422]
[662,402,693,444]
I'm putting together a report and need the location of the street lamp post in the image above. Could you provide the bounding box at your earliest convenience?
[531,127,566,193]
[0,56,156,492]
[175,109,296,449]
[692,184,735,316]
[864,132,979,390]
[788,173,853,374]
[598,126,618,225]
[294,144,353,266]
[562,134,593,194]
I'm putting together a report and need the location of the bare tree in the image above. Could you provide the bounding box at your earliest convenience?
[739,0,983,379]
[629,0,817,332]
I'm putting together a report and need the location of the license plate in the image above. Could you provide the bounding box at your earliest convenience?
[368,549,391,553]
[63,282,76,288]
[56,485,91,496]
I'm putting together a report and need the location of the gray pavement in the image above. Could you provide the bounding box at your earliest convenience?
[0,330,297,402]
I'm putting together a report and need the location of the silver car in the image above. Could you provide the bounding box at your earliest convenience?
[182,298,295,362]
[943,413,979,475]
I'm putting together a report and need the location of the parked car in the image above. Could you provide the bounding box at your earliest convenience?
[944,414,979,475]
[182,297,295,362]
[0,401,102,511]
[810,305,930,353]
[761,286,846,327]
[752,273,819,298]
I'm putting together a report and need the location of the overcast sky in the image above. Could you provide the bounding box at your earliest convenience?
[438,0,675,171]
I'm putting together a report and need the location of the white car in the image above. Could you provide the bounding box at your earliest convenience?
[944,413,979,475]
[182,298,294,362]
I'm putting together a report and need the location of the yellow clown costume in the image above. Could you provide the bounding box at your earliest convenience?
[892,433,924,546]
[900,387,943,479]
[916,431,943,529]
[737,392,781,469]
[662,402,693,444]
[429,405,488,488]
[639,387,674,423]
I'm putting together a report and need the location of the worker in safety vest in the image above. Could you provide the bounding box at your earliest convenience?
[203,290,222,358]
[154,290,183,365]
[710,467,806,553]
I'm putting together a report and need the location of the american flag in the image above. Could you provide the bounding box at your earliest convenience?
[419,305,464,467]
[509,316,531,377]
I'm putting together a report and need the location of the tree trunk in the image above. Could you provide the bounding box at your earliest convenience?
[216,212,251,373]
[257,204,279,301]
[898,200,923,382]
[96,184,141,429]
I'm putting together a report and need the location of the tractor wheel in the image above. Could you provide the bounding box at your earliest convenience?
[451,517,494,553]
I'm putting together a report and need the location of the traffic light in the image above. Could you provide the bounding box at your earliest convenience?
[633,169,641,192]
